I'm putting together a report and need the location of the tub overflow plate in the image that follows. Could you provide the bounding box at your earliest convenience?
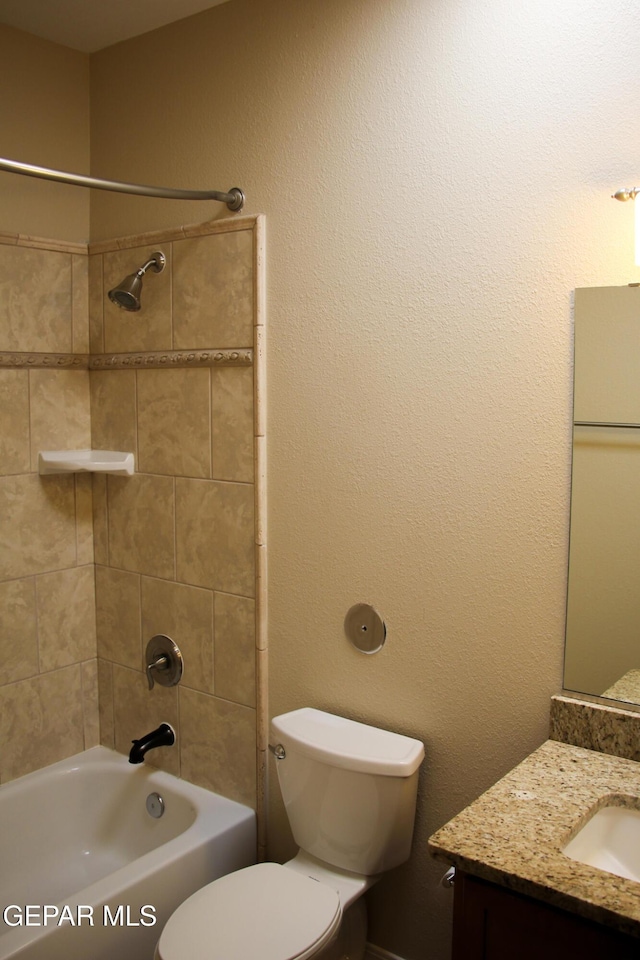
[146,792,165,819]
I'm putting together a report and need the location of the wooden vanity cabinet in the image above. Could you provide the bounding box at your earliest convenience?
[452,871,640,960]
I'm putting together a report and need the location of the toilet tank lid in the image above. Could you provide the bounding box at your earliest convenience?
[271,708,424,777]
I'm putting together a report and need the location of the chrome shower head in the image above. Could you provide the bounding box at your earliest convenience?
[109,272,143,311]
[108,251,166,312]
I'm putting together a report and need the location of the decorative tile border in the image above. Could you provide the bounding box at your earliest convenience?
[0,213,255,257]
[0,352,88,369]
[88,214,257,255]
[0,231,87,255]
[90,348,253,370]
[0,349,253,370]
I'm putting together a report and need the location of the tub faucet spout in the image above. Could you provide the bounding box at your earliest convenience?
[129,722,175,764]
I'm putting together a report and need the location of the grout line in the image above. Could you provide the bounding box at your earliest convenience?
[169,240,175,351]
[208,368,213,479]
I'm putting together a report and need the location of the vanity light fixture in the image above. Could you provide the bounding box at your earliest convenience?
[612,187,640,265]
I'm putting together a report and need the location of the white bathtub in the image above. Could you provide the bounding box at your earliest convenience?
[0,746,256,960]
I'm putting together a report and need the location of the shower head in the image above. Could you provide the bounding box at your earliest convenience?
[108,251,166,312]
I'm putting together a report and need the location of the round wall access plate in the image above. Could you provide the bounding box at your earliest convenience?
[344,603,386,654]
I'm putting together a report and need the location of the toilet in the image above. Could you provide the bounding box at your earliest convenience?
[155,708,424,960]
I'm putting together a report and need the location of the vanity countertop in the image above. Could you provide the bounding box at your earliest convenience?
[428,739,640,938]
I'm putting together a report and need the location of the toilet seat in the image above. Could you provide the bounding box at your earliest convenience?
[156,862,342,960]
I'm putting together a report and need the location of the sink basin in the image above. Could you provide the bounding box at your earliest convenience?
[563,803,640,882]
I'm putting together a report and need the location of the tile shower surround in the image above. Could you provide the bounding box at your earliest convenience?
[0,219,267,847]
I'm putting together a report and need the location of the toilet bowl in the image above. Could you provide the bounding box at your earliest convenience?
[155,709,424,960]
[155,862,342,960]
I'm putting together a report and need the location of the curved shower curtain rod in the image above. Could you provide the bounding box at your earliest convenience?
[0,156,245,211]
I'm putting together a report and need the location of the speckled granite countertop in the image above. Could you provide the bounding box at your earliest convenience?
[428,739,640,938]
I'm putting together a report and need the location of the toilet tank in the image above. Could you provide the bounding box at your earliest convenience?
[271,709,424,876]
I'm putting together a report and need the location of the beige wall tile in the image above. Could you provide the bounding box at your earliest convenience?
[0,475,76,580]
[72,254,89,354]
[214,592,256,707]
[95,564,141,669]
[137,368,210,478]
[103,246,172,352]
[97,658,114,748]
[82,659,100,748]
[75,474,94,565]
[36,565,97,672]
[90,369,137,452]
[89,254,104,354]
[141,577,214,694]
[107,474,175,579]
[172,232,253,350]
[92,474,109,566]
[211,366,254,483]
[0,246,72,352]
[0,665,84,783]
[0,578,38,686]
[29,369,91,471]
[0,224,260,791]
[0,370,30,476]
[176,478,255,596]
[112,663,179,775]
[179,687,256,807]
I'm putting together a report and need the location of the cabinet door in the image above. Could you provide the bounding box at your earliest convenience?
[452,871,639,960]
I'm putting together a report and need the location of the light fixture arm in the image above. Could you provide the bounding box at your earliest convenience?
[612,188,640,201]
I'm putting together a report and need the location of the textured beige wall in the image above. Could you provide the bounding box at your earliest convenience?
[86,1,639,957]
[0,25,89,241]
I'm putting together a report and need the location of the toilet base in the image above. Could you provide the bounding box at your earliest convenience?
[314,898,367,960]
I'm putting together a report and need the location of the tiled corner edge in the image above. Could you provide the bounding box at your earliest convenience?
[253,214,268,853]
[550,694,640,762]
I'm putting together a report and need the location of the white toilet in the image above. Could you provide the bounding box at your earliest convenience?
[155,708,424,960]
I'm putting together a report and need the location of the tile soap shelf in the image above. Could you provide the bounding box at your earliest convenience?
[38,449,135,476]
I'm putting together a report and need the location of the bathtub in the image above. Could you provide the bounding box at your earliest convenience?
[0,746,256,960]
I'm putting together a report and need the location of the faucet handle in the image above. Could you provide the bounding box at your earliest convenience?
[145,635,183,691]
[146,654,169,690]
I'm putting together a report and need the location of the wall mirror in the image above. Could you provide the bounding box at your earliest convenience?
[564,285,640,705]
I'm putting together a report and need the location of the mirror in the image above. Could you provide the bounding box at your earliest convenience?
[564,285,640,705]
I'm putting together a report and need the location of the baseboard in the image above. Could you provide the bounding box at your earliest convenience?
[364,944,407,960]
